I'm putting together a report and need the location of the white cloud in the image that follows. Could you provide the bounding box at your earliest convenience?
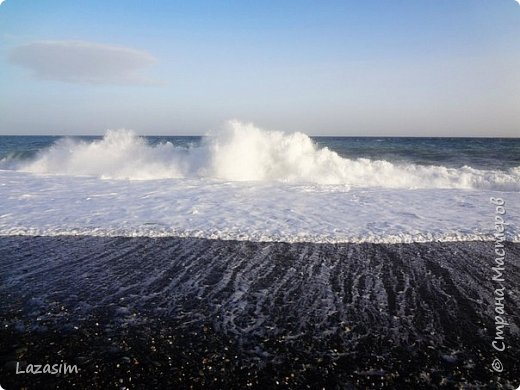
[9,40,158,85]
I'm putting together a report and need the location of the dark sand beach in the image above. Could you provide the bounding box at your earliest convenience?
[0,236,519,389]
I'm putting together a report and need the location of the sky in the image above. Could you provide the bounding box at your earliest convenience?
[0,0,519,136]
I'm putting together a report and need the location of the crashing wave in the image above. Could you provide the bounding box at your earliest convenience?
[5,120,520,190]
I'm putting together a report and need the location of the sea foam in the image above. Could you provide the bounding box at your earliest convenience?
[9,120,520,190]
[1,170,519,243]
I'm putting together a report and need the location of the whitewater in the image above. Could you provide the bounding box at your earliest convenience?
[0,121,519,243]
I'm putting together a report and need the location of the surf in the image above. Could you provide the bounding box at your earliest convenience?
[5,120,520,190]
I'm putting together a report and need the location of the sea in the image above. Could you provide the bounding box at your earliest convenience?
[0,121,519,242]
[1,133,520,171]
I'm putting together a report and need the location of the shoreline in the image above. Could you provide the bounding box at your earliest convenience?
[1,232,519,245]
[1,236,519,388]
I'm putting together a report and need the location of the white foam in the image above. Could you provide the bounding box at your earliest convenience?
[9,121,520,190]
[0,170,518,243]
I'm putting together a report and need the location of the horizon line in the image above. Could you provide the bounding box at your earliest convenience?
[0,134,519,139]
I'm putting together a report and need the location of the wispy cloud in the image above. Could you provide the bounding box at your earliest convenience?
[9,40,158,85]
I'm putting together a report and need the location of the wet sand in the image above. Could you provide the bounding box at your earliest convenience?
[0,236,519,389]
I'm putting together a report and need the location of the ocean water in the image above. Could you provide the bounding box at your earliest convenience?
[1,132,519,173]
[0,121,519,242]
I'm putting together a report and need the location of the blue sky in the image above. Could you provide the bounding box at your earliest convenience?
[0,0,519,136]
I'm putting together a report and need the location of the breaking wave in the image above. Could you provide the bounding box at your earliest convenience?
[4,121,520,190]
